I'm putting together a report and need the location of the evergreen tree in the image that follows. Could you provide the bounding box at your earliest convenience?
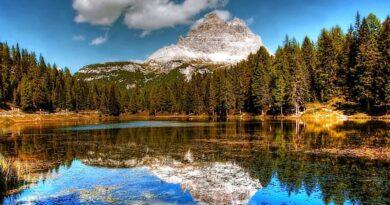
[330,26,347,96]
[88,83,100,110]
[99,87,109,115]
[272,47,288,115]
[107,84,120,116]
[64,68,74,110]
[288,39,310,114]
[379,16,390,106]
[272,71,286,115]
[301,36,318,101]
[1,43,12,101]
[20,76,34,111]
[316,29,339,101]
[354,17,381,111]
[206,76,217,116]
[251,47,272,114]
[231,66,245,113]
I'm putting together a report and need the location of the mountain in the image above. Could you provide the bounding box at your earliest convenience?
[76,12,264,87]
[146,12,264,63]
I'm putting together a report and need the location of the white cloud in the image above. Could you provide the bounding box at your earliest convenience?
[72,35,85,41]
[73,0,131,26]
[140,30,151,38]
[245,17,255,25]
[191,10,231,29]
[89,32,108,46]
[212,10,231,21]
[73,0,228,33]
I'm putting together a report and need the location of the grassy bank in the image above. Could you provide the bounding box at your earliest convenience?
[1,102,390,125]
[1,111,389,125]
[0,111,105,125]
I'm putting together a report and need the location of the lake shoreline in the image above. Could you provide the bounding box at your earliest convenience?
[1,111,390,125]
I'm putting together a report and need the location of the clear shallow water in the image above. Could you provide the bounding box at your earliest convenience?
[60,121,217,131]
[4,160,195,204]
[0,120,389,204]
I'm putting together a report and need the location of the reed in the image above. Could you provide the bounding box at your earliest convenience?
[0,154,23,195]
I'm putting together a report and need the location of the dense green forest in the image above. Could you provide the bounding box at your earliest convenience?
[0,43,121,115]
[0,13,389,116]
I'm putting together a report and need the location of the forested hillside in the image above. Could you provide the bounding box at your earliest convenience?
[1,13,389,116]
[0,44,121,115]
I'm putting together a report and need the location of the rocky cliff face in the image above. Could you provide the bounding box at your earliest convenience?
[146,13,264,63]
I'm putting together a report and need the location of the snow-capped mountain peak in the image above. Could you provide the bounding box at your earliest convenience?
[146,12,264,64]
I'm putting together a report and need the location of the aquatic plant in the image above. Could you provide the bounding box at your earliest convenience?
[0,154,23,195]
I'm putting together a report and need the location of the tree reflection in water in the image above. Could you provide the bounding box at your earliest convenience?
[0,120,388,204]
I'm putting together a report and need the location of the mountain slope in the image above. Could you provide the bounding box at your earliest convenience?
[146,12,263,63]
[76,60,226,89]
[76,12,264,87]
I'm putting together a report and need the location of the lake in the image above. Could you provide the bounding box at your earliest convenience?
[0,119,389,204]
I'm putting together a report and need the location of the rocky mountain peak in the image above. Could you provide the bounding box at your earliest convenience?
[146,12,264,64]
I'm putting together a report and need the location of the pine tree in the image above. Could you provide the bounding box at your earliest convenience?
[20,76,34,111]
[73,80,84,111]
[301,36,318,101]
[330,26,347,97]
[107,84,120,116]
[1,43,12,101]
[379,16,390,106]
[365,14,384,106]
[32,74,48,110]
[251,47,272,114]
[64,68,74,110]
[88,83,100,110]
[99,87,109,115]
[206,76,217,116]
[317,29,339,102]
[272,47,288,115]
[231,66,245,113]
[272,71,286,115]
[288,39,309,114]
[354,17,381,111]
[214,71,232,117]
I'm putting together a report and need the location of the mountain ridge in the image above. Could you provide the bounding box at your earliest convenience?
[146,12,263,63]
[77,12,265,87]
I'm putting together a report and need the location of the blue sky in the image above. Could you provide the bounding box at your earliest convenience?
[0,0,389,73]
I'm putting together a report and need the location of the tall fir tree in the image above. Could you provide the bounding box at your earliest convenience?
[107,84,120,116]
[251,47,272,114]
[380,17,390,108]
[301,36,318,101]
[354,16,381,111]
[271,47,289,115]
[287,39,310,114]
[316,29,339,102]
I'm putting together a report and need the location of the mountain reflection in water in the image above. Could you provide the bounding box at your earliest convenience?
[4,160,196,204]
[0,120,389,204]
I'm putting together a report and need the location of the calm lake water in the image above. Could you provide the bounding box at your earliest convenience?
[0,119,389,204]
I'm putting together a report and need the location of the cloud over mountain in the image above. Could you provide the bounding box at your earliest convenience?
[73,0,228,33]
